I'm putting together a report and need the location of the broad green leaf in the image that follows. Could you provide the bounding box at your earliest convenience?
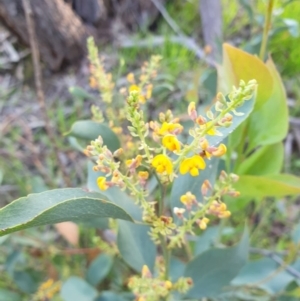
[0,289,21,301]
[169,257,186,282]
[231,258,294,294]
[237,143,284,175]
[61,277,98,301]
[86,254,113,287]
[247,58,289,150]
[66,120,120,151]
[96,291,127,301]
[170,158,219,219]
[234,174,300,198]
[185,228,249,298]
[87,161,142,221]
[194,226,219,256]
[13,271,37,294]
[117,221,156,273]
[217,43,273,109]
[0,188,133,236]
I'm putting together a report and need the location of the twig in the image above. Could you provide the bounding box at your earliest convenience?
[21,0,71,187]
[250,247,300,279]
[151,0,183,36]
[118,35,216,67]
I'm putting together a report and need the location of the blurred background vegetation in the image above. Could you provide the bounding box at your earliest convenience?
[0,0,300,300]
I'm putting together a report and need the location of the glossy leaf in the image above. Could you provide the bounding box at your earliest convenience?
[66,120,120,151]
[117,221,156,273]
[185,228,249,298]
[217,43,273,109]
[0,188,133,236]
[237,142,284,175]
[247,58,289,150]
[61,277,98,301]
[86,254,113,287]
[234,174,300,198]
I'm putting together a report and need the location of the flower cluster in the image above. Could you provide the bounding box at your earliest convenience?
[84,50,257,301]
[33,279,60,301]
[128,265,192,301]
[169,170,240,248]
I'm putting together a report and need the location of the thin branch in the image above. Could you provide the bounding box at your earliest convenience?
[22,0,71,187]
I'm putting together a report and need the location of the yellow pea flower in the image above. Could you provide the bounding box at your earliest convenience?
[158,122,183,136]
[162,135,181,152]
[97,176,108,191]
[212,144,227,157]
[179,155,206,176]
[126,155,143,169]
[152,154,173,175]
[180,192,196,206]
[129,84,140,93]
[138,171,149,180]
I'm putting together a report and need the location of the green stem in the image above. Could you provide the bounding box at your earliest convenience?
[161,235,170,280]
[259,0,275,60]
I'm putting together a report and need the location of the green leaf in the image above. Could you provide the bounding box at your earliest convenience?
[61,277,98,301]
[170,158,219,218]
[169,257,186,282]
[96,292,127,301]
[234,174,300,198]
[0,188,133,236]
[66,120,120,151]
[86,254,113,287]
[117,221,156,273]
[194,226,219,256]
[247,58,288,150]
[13,271,37,294]
[0,289,21,301]
[231,258,294,294]
[237,143,284,175]
[185,228,249,298]
[217,43,273,109]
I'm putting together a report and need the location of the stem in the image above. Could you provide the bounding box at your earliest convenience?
[153,171,165,216]
[259,0,275,60]
[160,235,170,280]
